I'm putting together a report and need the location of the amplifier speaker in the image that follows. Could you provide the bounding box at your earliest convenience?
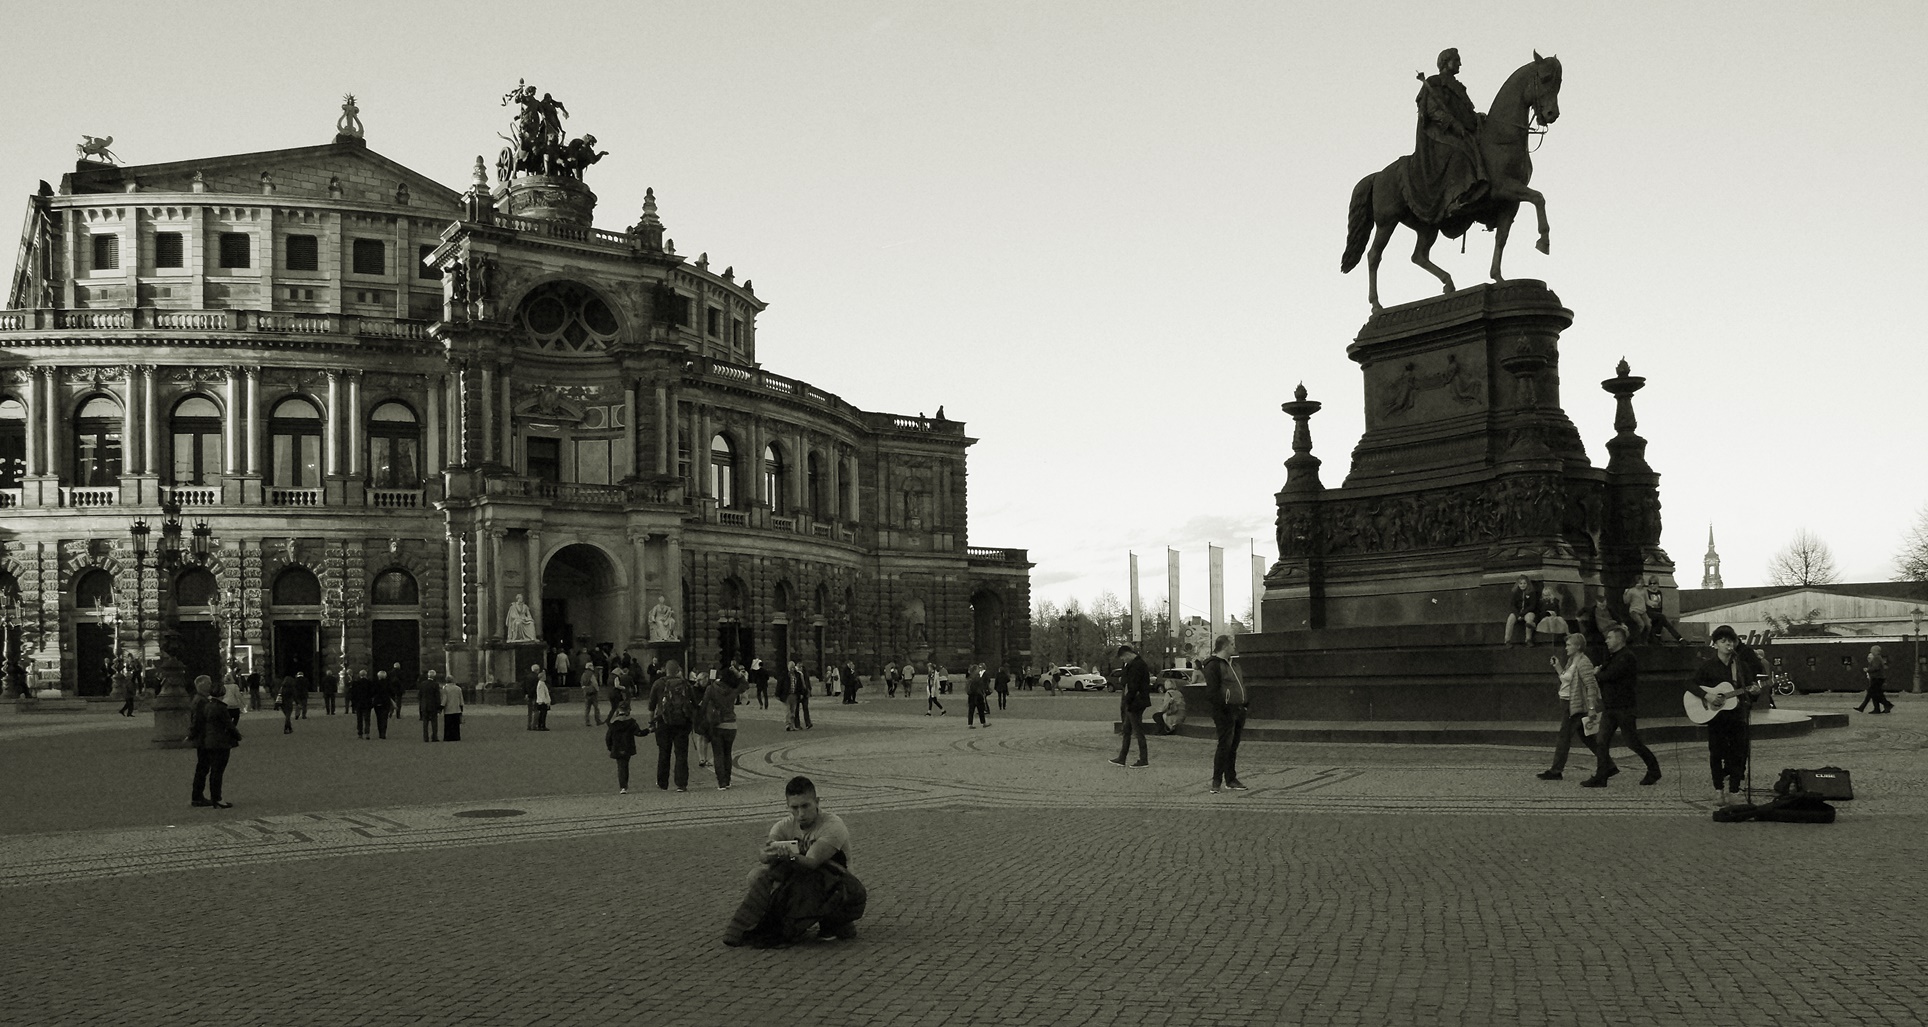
[1774,766,1854,801]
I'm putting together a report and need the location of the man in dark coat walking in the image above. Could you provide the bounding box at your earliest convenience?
[1109,644,1152,768]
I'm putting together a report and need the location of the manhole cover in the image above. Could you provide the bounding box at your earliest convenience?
[453,808,527,819]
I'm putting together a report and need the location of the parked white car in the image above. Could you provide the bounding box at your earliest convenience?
[1048,666,1109,691]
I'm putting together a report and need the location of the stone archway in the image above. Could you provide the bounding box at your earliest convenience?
[540,543,625,653]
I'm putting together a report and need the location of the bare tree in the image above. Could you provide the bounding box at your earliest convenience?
[1895,505,1928,582]
[1766,528,1841,586]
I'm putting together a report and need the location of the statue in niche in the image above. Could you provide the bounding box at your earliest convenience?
[505,593,537,642]
[900,597,929,649]
[647,594,680,643]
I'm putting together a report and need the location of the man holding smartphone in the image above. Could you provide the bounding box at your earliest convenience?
[724,776,866,947]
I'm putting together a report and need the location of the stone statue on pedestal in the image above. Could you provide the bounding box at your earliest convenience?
[647,595,680,643]
[1340,50,1563,311]
[505,593,537,642]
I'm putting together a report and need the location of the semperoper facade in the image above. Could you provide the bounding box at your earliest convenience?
[0,91,1031,695]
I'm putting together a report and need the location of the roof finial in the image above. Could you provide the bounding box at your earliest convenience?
[336,93,365,141]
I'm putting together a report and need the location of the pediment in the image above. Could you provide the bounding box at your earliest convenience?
[66,139,463,211]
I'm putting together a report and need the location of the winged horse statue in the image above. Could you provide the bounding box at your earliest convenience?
[77,135,120,165]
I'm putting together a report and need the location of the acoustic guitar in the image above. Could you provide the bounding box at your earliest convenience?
[1683,682,1742,724]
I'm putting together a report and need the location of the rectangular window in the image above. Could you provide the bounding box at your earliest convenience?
[527,436,561,482]
[670,294,692,328]
[731,318,743,348]
[417,244,441,280]
[0,425,24,488]
[77,431,123,486]
[218,233,251,269]
[91,235,120,271]
[574,439,612,485]
[154,232,184,269]
[271,434,321,487]
[352,238,385,275]
[706,307,722,337]
[370,436,419,488]
[286,234,319,271]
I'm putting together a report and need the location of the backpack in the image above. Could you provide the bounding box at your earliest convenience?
[657,677,694,728]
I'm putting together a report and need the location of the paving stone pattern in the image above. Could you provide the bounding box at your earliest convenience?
[2,691,1923,1026]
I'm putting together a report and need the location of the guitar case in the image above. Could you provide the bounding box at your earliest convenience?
[1711,803,1759,823]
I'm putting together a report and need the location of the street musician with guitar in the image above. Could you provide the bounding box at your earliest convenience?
[1685,625,1765,805]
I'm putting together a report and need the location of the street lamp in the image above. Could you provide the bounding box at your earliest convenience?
[191,519,213,565]
[129,517,150,660]
[0,587,20,695]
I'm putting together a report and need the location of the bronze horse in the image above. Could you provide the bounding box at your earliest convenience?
[1342,53,1563,311]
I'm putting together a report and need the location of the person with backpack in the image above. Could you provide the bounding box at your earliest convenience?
[648,660,696,791]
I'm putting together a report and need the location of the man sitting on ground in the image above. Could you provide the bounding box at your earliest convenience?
[723,775,867,947]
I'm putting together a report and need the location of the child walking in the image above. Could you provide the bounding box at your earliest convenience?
[605,705,649,794]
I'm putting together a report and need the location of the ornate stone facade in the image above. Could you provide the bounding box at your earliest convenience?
[0,110,1030,696]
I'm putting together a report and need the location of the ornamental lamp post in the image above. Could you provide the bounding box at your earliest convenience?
[129,517,150,660]
[137,516,195,747]
[0,589,17,696]
[191,519,213,565]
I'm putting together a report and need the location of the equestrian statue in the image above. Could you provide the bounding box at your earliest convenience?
[1341,49,1563,312]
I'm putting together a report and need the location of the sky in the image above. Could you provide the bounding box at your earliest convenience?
[3,1,1925,623]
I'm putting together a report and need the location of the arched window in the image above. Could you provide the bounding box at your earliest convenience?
[762,444,784,511]
[371,568,419,605]
[807,451,825,520]
[169,395,222,485]
[272,566,321,606]
[709,435,737,509]
[518,281,621,352]
[268,397,323,487]
[367,401,420,489]
[73,395,123,487]
[173,567,217,607]
[74,568,116,608]
[0,397,25,489]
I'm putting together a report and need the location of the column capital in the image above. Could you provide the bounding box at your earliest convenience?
[242,366,261,381]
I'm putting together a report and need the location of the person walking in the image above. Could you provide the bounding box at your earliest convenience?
[1537,633,1604,781]
[885,661,900,699]
[692,670,715,770]
[221,671,245,731]
[793,661,814,729]
[1201,635,1248,792]
[582,663,605,727]
[115,657,137,716]
[1583,623,1662,788]
[533,670,553,731]
[440,674,465,742]
[994,666,1011,711]
[1109,644,1151,768]
[349,670,374,739]
[370,671,392,739]
[418,667,442,742]
[386,665,405,721]
[966,663,992,728]
[648,660,696,791]
[276,672,297,735]
[924,663,947,717]
[705,668,740,790]
[605,705,648,794]
[320,669,338,715]
[186,677,240,809]
[294,672,310,719]
[1856,644,1894,714]
[552,645,571,698]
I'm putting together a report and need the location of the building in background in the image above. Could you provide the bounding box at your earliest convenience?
[0,96,1031,696]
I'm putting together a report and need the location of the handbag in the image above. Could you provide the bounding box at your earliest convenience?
[1582,712,1602,737]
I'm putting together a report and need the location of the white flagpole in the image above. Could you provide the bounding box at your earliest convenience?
[1128,552,1142,643]
[1208,544,1225,644]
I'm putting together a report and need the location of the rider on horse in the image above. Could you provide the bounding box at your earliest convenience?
[1405,48,1489,235]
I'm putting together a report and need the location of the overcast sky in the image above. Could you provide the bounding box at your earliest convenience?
[4,1,1924,621]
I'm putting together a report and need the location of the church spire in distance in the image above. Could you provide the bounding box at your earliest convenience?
[1701,524,1723,589]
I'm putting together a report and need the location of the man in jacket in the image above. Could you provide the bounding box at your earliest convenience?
[371,671,392,740]
[648,661,695,791]
[966,662,992,728]
[1582,624,1662,788]
[1200,634,1247,791]
[186,675,240,808]
[440,673,465,742]
[348,671,373,739]
[418,667,443,742]
[1109,643,1152,768]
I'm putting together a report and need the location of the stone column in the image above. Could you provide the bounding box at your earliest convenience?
[623,386,637,480]
[347,372,363,477]
[525,530,543,642]
[243,368,261,476]
[446,531,466,641]
[663,534,683,626]
[425,379,442,477]
[325,371,342,476]
[140,365,157,476]
[484,528,505,641]
[479,363,495,465]
[118,366,140,475]
[793,429,806,516]
[44,369,59,476]
[499,370,513,470]
[653,382,669,475]
[222,369,239,475]
[22,368,43,476]
[630,533,649,639]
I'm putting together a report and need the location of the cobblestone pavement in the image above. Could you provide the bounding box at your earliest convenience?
[2,690,1923,1026]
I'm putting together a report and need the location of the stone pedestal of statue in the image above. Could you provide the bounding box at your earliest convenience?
[1249,282,1690,724]
[498,175,596,226]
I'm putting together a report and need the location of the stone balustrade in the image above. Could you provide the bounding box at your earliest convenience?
[0,307,428,340]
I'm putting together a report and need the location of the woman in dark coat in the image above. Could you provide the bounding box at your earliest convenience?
[348,671,375,739]
[604,707,648,794]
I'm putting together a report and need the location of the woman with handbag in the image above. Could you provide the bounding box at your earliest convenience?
[1537,633,1604,781]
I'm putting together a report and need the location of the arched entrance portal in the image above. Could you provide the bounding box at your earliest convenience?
[971,588,1006,670]
[270,567,322,685]
[172,567,222,687]
[72,569,118,696]
[540,544,625,654]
